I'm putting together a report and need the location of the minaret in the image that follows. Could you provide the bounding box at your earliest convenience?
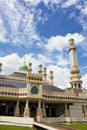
[68,39,82,89]
[0,63,2,73]
[49,71,54,85]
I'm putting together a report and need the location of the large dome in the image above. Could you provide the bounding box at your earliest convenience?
[19,63,28,70]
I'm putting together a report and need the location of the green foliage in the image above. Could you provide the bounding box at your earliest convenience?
[0,125,32,130]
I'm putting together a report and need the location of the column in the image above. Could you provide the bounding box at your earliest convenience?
[37,100,42,122]
[42,102,46,118]
[23,100,30,117]
[64,103,70,117]
[49,107,51,117]
[84,105,87,117]
[6,104,9,116]
[14,101,20,116]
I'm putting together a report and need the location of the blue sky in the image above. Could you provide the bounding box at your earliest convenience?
[0,0,87,89]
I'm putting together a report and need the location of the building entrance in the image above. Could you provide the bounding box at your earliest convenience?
[0,102,6,115]
[30,103,37,119]
[0,101,16,116]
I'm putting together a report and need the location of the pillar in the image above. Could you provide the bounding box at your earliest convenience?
[37,100,42,122]
[84,105,87,117]
[42,102,46,118]
[14,101,20,116]
[6,104,9,116]
[49,107,51,117]
[64,103,70,117]
[23,100,30,117]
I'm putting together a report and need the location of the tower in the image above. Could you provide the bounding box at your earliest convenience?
[69,39,82,89]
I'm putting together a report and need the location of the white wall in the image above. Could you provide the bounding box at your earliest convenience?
[0,116,34,128]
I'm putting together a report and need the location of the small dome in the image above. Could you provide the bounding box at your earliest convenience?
[19,63,28,70]
[69,38,74,46]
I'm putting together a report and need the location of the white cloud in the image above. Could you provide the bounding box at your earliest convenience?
[47,65,70,89]
[0,0,86,48]
[0,51,87,89]
[0,18,8,42]
[62,0,78,8]
[0,53,70,89]
[82,6,87,16]
[60,1,87,35]
[80,2,87,16]
[24,0,40,6]
[57,54,69,67]
[0,53,51,74]
[45,33,85,52]
[0,53,21,74]
[82,73,87,89]
[37,54,52,64]
[24,0,60,7]
[0,0,40,45]
[76,1,87,33]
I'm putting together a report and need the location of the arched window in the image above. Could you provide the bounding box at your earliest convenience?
[78,83,81,88]
[31,86,38,94]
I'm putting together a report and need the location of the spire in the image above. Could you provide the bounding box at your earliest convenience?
[49,71,54,85]
[38,64,43,74]
[28,63,32,73]
[68,39,82,89]
[43,67,47,81]
[0,63,2,73]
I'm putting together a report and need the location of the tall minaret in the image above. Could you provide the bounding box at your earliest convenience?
[69,39,82,89]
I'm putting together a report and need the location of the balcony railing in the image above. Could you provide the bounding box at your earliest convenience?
[42,90,87,102]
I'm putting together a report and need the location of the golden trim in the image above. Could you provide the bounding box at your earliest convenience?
[69,46,76,51]
[71,65,78,69]
[70,75,81,79]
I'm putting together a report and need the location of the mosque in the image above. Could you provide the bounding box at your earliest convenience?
[0,39,87,123]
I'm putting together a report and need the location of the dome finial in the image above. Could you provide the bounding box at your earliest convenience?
[24,57,26,64]
[19,57,28,71]
[69,38,74,46]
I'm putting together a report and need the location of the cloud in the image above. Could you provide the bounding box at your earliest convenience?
[0,52,70,89]
[45,33,85,52]
[0,0,62,45]
[62,0,78,8]
[24,0,60,7]
[0,0,86,48]
[47,65,70,89]
[0,0,41,45]
[0,53,21,74]
[0,53,51,74]
[37,54,52,64]
[0,18,8,42]
[77,5,87,33]
[82,73,87,89]
[60,1,87,35]
[24,0,40,6]
[57,54,69,67]
[79,1,87,16]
